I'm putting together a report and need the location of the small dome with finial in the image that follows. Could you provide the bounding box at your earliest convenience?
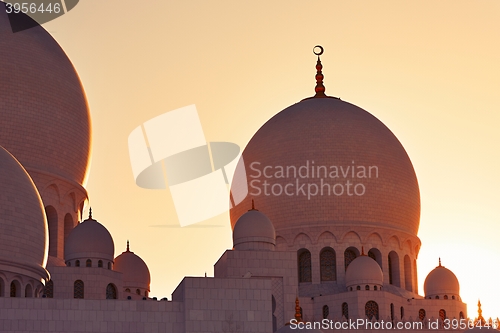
[114,241,151,293]
[232,199,276,251]
[345,247,383,288]
[424,258,460,299]
[64,209,115,263]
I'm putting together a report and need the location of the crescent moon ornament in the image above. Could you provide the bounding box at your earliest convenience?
[313,45,324,56]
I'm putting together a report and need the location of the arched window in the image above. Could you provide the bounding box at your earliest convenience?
[365,301,379,320]
[368,248,383,269]
[86,259,92,267]
[106,284,117,299]
[404,255,413,292]
[10,280,20,297]
[322,305,329,319]
[125,288,130,293]
[356,286,361,290]
[320,248,336,281]
[349,287,352,291]
[45,206,58,257]
[44,280,54,298]
[342,302,349,319]
[67,261,71,267]
[0,277,4,297]
[435,295,439,299]
[74,280,84,299]
[388,251,400,287]
[401,306,405,319]
[25,284,32,298]
[298,249,312,283]
[107,262,111,270]
[444,295,448,300]
[136,289,141,295]
[452,296,456,300]
[75,260,80,267]
[459,311,464,320]
[365,285,370,290]
[390,303,394,321]
[439,309,446,321]
[374,286,378,291]
[64,213,74,242]
[419,309,426,320]
[98,260,103,268]
[344,248,357,271]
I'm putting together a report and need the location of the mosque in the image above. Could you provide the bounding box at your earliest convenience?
[0,4,492,333]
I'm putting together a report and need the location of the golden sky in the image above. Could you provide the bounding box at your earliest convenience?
[42,0,500,319]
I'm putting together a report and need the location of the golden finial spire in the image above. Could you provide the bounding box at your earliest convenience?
[313,45,327,98]
[88,207,92,220]
[475,299,486,326]
[295,296,302,322]
[438,257,441,267]
[126,240,130,252]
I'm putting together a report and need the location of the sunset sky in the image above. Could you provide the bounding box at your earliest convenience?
[38,0,500,319]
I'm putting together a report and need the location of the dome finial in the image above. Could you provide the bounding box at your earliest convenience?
[438,257,441,267]
[249,199,258,211]
[89,207,92,220]
[126,240,130,252]
[313,45,327,98]
[295,296,302,322]
[475,299,486,326]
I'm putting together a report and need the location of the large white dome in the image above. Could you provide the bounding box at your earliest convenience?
[230,97,420,237]
[0,4,92,186]
[0,146,49,282]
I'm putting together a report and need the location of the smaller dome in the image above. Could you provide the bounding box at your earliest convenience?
[424,260,460,298]
[64,212,114,262]
[114,241,151,291]
[345,254,383,288]
[233,202,275,251]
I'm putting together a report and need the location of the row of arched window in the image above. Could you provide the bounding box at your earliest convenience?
[0,278,40,298]
[298,247,337,283]
[322,303,350,320]
[320,302,464,321]
[298,247,363,283]
[67,259,111,269]
[124,288,148,297]
[297,247,416,292]
[42,280,118,299]
[418,308,463,321]
[320,301,377,320]
[427,295,459,300]
[45,206,74,258]
[349,285,381,291]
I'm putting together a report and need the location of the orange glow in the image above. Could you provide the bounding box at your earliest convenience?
[39,0,500,320]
